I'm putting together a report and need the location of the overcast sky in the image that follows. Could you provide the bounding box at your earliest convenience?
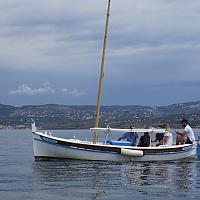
[0,0,200,106]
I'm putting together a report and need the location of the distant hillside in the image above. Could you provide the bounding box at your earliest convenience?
[0,101,200,129]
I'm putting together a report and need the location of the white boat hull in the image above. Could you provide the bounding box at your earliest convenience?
[32,131,197,162]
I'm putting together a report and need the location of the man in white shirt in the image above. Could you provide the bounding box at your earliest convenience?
[176,119,195,145]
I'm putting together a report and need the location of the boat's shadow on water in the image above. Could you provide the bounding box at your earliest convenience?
[32,158,200,200]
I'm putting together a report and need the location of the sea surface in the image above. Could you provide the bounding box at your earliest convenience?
[0,129,200,200]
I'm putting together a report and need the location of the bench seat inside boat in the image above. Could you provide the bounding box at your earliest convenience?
[106,140,132,146]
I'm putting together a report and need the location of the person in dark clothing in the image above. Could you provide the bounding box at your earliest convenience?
[155,133,164,142]
[138,132,150,147]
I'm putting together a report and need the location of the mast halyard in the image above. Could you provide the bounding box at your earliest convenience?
[93,0,111,144]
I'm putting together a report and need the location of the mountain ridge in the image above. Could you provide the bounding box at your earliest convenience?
[0,101,200,129]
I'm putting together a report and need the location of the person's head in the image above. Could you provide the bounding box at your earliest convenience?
[144,132,149,136]
[162,123,170,132]
[180,119,188,128]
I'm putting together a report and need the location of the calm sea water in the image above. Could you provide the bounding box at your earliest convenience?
[0,129,200,200]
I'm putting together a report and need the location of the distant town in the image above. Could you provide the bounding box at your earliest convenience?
[0,101,200,130]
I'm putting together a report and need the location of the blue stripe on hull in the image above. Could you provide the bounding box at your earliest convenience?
[34,137,119,154]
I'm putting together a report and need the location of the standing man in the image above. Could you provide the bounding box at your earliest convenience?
[176,119,195,145]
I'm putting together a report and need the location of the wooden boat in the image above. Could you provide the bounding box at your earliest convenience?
[31,0,198,161]
[32,122,197,161]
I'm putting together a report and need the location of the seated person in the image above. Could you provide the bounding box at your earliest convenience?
[117,131,138,146]
[137,132,150,147]
[155,133,164,142]
[151,125,165,145]
[176,119,195,145]
[156,124,173,146]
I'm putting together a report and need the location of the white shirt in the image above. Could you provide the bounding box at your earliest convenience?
[184,125,195,141]
[163,132,173,146]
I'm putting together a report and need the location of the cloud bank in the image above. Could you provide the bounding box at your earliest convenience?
[8,83,85,98]
[1,0,200,105]
[9,84,55,96]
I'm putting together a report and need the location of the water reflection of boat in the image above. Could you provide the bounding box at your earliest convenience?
[31,0,198,162]
[120,163,172,187]
[174,161,198,189]
[32,159,199,199]
[120,161,198,198]
[32,161,108,200]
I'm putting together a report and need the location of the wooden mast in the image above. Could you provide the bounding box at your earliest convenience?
[93,0,111,144]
